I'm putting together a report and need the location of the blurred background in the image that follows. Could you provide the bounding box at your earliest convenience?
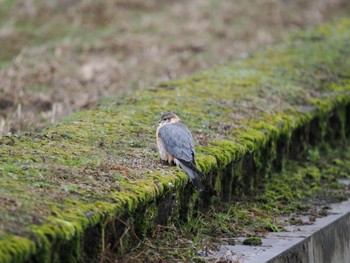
[0,0,349,133]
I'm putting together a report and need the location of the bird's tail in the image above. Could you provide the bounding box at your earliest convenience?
[189,161,206,180]
[174,159,204,191]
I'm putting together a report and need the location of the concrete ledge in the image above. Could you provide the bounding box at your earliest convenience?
[215,192,350,263]
[1,19,350,262]
[271,200,350,263]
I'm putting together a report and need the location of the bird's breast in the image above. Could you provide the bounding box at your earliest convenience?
[156,134,169,161]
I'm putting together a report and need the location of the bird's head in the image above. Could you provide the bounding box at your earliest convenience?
[159,112,180,126]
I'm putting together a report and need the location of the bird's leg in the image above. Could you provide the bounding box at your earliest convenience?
[167,155,175,166]
[160,159,168,165]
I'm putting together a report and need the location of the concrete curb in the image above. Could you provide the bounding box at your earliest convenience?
[214,188,350,263]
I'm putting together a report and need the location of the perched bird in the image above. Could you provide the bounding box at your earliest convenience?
[156,112,205,191]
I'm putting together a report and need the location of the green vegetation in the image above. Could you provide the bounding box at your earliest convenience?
[118,146,350,262]
[243,237,263,246]
[1,0,350,132]
[1,19,350,262]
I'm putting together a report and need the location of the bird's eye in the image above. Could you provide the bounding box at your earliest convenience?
[161,117,171,123]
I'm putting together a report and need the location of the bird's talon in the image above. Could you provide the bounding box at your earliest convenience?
[160,159,168,165]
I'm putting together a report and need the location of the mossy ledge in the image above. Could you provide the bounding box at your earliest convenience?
[1,19,350,263]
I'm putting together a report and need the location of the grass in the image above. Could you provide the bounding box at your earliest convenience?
[0,0,350,132]
[117,145,350,262]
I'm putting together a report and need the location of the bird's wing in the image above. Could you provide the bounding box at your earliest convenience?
[158,122,195,162]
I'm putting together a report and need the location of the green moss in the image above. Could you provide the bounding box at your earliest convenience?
[0,233,36,263]
[195,154,217,174]
[198,143,240,170]
[1,18,350,262]
[243,237,262,246]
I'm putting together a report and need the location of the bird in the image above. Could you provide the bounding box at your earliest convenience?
[156,112,205,191]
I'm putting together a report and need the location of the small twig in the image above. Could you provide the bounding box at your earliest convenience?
[144,238,157,249]
[118,225,130,253]
[114,216,144,254]
[133,246,151,259]
[17,103,22,119]
[157,246,191,251]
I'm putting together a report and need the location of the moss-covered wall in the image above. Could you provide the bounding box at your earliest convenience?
[1,18,350,263]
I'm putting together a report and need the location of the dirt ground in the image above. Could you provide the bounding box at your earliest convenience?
[0,0,349,133]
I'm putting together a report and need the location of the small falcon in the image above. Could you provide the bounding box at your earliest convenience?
[156,112,205,191]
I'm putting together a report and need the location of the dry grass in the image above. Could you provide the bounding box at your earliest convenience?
[0,0,349,133]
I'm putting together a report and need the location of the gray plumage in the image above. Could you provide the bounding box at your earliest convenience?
[157,119,205,191]
[158,122,195,162]
[174,159,202,191]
